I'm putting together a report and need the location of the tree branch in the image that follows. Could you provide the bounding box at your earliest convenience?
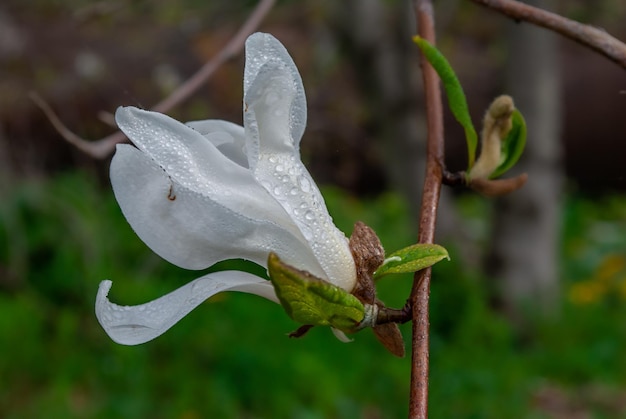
[409,1,445,417]
[33,0,276,159]
[469,0,626,69]
[151,0,276,113]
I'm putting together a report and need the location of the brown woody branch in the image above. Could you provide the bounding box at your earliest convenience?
[409,0,445,417]
[33,0,276,159]
[469,0,626,69]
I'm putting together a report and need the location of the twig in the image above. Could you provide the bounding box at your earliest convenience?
[409,1,444,417]
[469,0,626,69]
[29,91,126,157]
[33,0,276,159]
[152,0,275,113]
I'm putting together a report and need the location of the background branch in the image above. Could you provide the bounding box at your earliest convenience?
[33,0,276,159]
[468,0,626,69]
[409,0,445,417]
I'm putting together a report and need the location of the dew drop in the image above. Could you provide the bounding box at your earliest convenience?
[299,177,311,193]
[304,211,315,221]
[300,225,313,240]
[275,164,284,172]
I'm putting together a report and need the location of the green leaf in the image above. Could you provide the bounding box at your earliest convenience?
[374,243,449,279]
[489,109,527,179]
[413,36,478,169]
[267,253,364,332]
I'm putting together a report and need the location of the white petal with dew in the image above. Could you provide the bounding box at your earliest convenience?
[244,62,295,171]
[186,119,247,167]
[244,33,306,150]
[96,272,278,346]
[185,119,245,145]
[111,144,325,277]
[115,107,308,241]
[244,62,356,291]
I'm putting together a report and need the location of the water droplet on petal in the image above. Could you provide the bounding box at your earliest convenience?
[300,225,313,240]
[299,177,311,193]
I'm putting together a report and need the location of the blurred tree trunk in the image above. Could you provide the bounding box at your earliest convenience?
[330,0,424,216]
[328,0,460,239]
[486,0,563,316]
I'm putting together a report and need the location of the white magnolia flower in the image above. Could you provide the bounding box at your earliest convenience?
[96,33,357,345]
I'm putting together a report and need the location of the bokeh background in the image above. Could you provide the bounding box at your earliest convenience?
[1,0,625,417]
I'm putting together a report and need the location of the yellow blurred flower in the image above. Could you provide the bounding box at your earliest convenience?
[568,254,626,305]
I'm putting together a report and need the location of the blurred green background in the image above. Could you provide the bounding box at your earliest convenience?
[1,0,626,417]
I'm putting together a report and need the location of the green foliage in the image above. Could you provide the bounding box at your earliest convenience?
[1,172,626,417]
[268,253,364,332]
[374,243,449,279]
[490,109,527,179]
[413,36,478,169]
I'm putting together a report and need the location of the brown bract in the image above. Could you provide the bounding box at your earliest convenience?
[349,221,406,357]
[469,173,528,196]
[349,221,385,305]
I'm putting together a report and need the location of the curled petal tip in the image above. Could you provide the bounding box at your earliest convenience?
[95,272,278,346]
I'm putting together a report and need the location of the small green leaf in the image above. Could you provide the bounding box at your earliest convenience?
[413,36,478,169]
[490,109,527,179]
[268,253,364,332]
[374,243,449,279]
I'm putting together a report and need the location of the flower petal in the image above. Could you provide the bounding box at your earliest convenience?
[244,33,306,150]
[185,119,245,145]
[110,143,325,278]
[186,119,247,167]
[96,272,278,345]
[331,328,353,343]
[244,63,356,291]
